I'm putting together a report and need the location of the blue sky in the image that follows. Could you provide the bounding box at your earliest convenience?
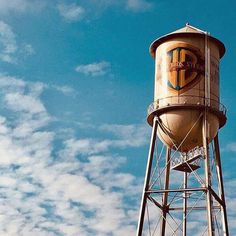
[0,0,235,235]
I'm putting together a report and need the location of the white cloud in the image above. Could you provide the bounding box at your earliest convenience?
[0,0,153,24]
[0,21,35,63]
[72,0,154,16]
[225,142,236,152]
[59,124,149,158]
[0,21,17,63]
[100,123,149,147]
[0,74,141,235]
[5,92,46,114]
[22,43,35,55]
[0,176,17,187]
[0,0,30,13]
[126,0,153,12]
[75,61,111,77]
[52,85,76,96]
[0,0,44,14]
[60,138,110,157]
[57,3,85,22]
[0,73,26,90]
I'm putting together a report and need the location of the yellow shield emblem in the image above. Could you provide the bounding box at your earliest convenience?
[161,43,205,94]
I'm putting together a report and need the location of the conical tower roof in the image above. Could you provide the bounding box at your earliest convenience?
[149,24,225,58]
[170,24,204,34]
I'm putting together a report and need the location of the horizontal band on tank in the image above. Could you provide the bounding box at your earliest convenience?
[147,95,227,128]
[149,32,225,59]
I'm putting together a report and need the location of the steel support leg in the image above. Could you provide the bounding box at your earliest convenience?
[183,171,188,236]
[160,147,171,236]
[214,135,229,236]
[203,117,215,236]
[136,116,158,236]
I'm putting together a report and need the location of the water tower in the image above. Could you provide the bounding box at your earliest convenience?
[137,24,229,236]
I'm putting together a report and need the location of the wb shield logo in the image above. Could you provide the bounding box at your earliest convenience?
[160,44,205,94]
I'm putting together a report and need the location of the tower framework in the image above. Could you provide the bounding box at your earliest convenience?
[136,24,229,236]
[136,114,229,236]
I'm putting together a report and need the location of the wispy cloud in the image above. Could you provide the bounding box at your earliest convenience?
[57,3,85,22]
[0,0,45,14]
[0,21,35,64]
[5,92,46,114]
[0,21,17,63]
[126,0,153,12]
[224,177,236,234]
[57,0,154,23]
[51,85,76,96]
[22,43,35,55]
[75,61,111,77]
[84,0,154,13]
[59,123,149,158]
[0,74,141,235]
[100,123,149,147]
[224,142,236,152]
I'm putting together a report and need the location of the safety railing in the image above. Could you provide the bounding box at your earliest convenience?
[147,95,227,116]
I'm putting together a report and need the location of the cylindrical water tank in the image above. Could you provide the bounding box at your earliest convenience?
[147,25,226,152]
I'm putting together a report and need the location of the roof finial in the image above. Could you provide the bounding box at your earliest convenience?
[186,22,190,26]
